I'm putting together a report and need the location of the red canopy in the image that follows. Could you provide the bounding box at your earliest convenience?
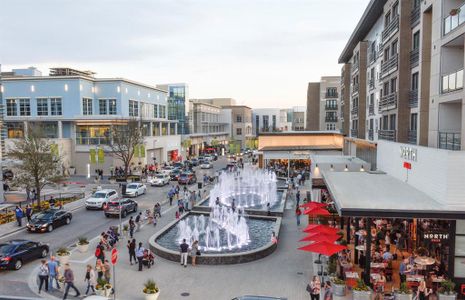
[302,224,340,235]
[300,202,328,209]
[298,241,347,256]
[303,207,330,216]
[299,232,340,243]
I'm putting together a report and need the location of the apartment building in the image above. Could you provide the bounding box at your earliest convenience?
[1,67,181,175]
[222,105,254,150]
[291,106,306,131]
[252,108,291,135]
[306,76,341,131]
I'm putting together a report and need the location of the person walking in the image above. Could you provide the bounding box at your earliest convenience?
[323,281,333,300]
[168,189,174,206]
[127,239,136,265]
[308,276,321,300]
[296,189,301,206]
[136,242,145,271]
[180,239,189,267]
[103,260,111,283]
[191,240,199,266]
[84,264,96,296]
[295,206,302,226]
[25,205,33,223]
[135,212,142,232]
[15,206,23,226]
[62,263,80,300]
[47,256,60,291]
[129,216,135,238]
[38,259,49,293]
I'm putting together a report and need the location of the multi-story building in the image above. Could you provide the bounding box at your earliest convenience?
[222,105,254,149]
[306,76,341,131]
[156,83,189,135]
[1,67,181,175]
[291,106,306,131]
[252,108,291,135]
[190,98,236,107]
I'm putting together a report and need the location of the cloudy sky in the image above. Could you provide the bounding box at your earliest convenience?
[0,0,368,108]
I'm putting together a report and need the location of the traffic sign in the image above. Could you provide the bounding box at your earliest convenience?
[111,248,118,265]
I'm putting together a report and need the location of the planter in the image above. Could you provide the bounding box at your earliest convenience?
[77,243,89,253]
[104,286,113,297]
[395,293,413,300]
[438,294,457,300]
[144,292,160,300]
[96,288,105,296]
[57,254,70,265]
[352,289,372,300]
[333,283,346,297]
[69,167,76,175]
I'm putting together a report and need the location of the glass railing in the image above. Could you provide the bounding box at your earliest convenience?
[441,69,464,93]
[444,5,465,35]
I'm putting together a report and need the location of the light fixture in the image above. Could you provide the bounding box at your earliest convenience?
[344,164,348,171]
[64,84,68,91]
[117,86,121,93]
[30,85,35,92]
[137,90,140,96]
[360,165,365,172]
[148,93,151,98]
[80,84,83,91]
[0,85,4,93]
[125,87,128,94]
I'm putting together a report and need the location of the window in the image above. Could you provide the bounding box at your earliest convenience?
[326,123,336,130]
[411,72,419,90]
[7,122,24,138]
[50,98,62,116]
[383,82,390,95]
[82,98,93,115]
[392,2,399,15]
[272,115,277,131]
[6,99,17,116]
[153,104,158,118]
[410,113,418,131]
[262,115,269,131]
[390,78,397,93]
[389,114,396,130]
[99,99,108,115]
[326,87,338,97]
[413,31,420,50]
[370,93,375,105]
[159,105,166,118]
[391,40,398,56]
[255,115,259,135]
[384,46,390,60]
[236,115,242,123]
[385,12,391,26]
[109,99,117,115]
[236,128,242,135]
[19,99,30,116]
[37,98,48,116]
[129,100,138,117]
[382,115,388,130]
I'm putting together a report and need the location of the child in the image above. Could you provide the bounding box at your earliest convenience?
[175,211,180,219]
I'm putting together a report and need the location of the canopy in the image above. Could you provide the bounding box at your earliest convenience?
[300,202,328,209]
[299,232,340,243]
[303,207,330,216]
[298,241,347,256]
[302,224,340,235]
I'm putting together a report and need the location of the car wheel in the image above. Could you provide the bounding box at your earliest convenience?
[13,259,22,270]
[135,192,138,197]
[40,248,48,258]
[47,225,53,232]
[65,218,71,225]
[133,205,138,213]
[105,214,110,218]
[122,210,127,218]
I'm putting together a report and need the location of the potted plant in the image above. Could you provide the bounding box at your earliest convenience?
[450,8,461,16]
[438,280,457,300]
[395,283,413,300]
[77,236,89,253]
[352,279,372,300]
[104,282,113,297]
[143,279,160,300]
[56,247,70,265]
[69,166,76,175]
[330,277,346,297]
[96,278,107,296]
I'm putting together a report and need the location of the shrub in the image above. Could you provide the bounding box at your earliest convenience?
[56,247,70,256]
[438,280,456,295]
[143,279,159,294]
[77,237,89,245]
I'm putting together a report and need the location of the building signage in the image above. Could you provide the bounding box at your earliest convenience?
[423,232,449,242]
[400,146,417,161]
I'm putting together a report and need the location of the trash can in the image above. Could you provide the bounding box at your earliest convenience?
[198,182,202,189]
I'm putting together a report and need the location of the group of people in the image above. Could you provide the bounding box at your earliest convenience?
[179,239,200,267]
[308,276,333,300]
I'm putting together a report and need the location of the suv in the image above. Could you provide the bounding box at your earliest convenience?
[104,198,138,218]
[178,172,197,185]
[85,189,118,210]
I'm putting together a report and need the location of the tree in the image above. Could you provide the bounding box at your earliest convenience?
[8,126,63,208]
[108,119,144,178]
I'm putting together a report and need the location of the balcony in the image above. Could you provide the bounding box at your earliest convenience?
[352,83,359,94]
[439,132,461,150]
[444,4,465,35]
[380,54,398,78]
[368,129,374,141]
[379,130,396,141]
[325,104,338,110]
[325,116,338,122]
[382,15,399,43]
[351,106,359,117]
[411,6,420,27]
[410,48,419,68]
[441,69,464,94]
[351,129,358,138]
[368,104,375,116]
[352,63,359,74]
[409,90,418,108]
[379,93,397,112]
[325,92,339,98]
[408,130,417,144]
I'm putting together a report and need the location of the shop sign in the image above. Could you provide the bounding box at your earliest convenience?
[423,232,449,242]
[400,146,417,161]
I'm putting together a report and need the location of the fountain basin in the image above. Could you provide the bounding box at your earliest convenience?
[149,211,281,265]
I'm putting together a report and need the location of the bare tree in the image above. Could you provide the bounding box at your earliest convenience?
[108,119,144,178]
[8,126,63,208]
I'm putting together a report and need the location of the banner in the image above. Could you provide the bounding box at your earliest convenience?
[98,148,105,164]
[89,149,96,164]
[50,143,59,158]
[139,144,145,158]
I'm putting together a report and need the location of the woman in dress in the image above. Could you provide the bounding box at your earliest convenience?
[190,240,199,266]
[417,280,431,300]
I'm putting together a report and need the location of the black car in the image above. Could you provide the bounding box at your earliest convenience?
[0,240,49,270]
[104,198,138,218]
[26,209,72,233]
[170,169,182,181]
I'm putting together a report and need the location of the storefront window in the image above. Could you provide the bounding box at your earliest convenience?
[32,122,58,138]
[142,123,150,136]
[76,125,110,145]
[162,123,168,135]
[7,122,24,138]
[169,123,176,135]
[153,122,160,136]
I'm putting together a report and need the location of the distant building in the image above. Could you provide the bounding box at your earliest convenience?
[291,106,306,131]
[156,83,189,135]
[222,105,254,149]
[306,76,341,132]
[252,108,291,135]
[190,98,236,107]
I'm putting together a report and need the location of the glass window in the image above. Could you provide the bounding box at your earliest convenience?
[109,99,117,115]
[413,31,420,50]
[385,12,391,25]
[389,114,396,130]
[391,40,398,56]
[37,98,48,116]
[412,73,419,90]
[236,128,242,135]
[454,257,465,277]
[390,78,397,93]
[153,104,158,118]
[6,99,17,116]
[170,123,176,135]
[50,98,62,116]
[410,113,418,131]
[161,123,168,135]
[236,115,242,123]
[19,99,30,116]
[99,99,108,115]
[7,122,24,138]
[82,98,93,115]
[153,122,160,136]
[129,100,138,117]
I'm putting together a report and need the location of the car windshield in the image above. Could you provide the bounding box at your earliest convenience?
[180,173,189,178]
[0,244,16,255]
[92,192,107,198]
[33,212,54,220]
[127,184,138,189]
[156,175,165,179]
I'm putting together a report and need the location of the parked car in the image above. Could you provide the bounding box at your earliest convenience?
[85,189,119,210]
[0,240,49,270]
[203,155,213,161]
[178,172,197,185]
[170,169,182,181]
[26,209,72,233]
[104,198,138,218]
[149,174,170,186]
[232,296,287,300]
[124,183,146,197]
[190,158,199,166]
[160,166,175,175]
[200,161,213,169]
[173,162,184,169]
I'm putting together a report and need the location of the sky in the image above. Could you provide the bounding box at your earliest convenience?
[0,0,369,108]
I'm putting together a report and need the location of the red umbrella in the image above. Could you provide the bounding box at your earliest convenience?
[300,202,327,209]
[299,232,340,243]
[298,241,347,256]
[303,207,330,216]
[302,224,339,234]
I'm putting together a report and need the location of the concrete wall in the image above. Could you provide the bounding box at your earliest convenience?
[306,83,320,130]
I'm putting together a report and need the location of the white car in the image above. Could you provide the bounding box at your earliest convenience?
[125,183,146,197]
[85,189,118,210]
[160,166,174,175]
[200,161,213,169]
[149,174,170,186]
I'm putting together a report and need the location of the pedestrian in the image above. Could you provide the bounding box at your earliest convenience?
[95,259,104,280]
[103,260,111,282]
[168,190,174,206]
[15,206,23,226]
[38,259,49,293]
[25,205,33,223]
[296,189,301,205]
[127,239,136,265]
[175,210,180,219]
[62,263,80,300]
[84,264,96,296]
[135,212,142,232]
[180,239,189,267]
[308,276,321,300]
[95,242,105,261]
[136,242,145,271]
[324,281,333,300]
[190,240,199,266]
[295,206,302,226]
[129,216,135,238]
[266,203,271,216]
[26,187,31,201]
[47,256,60,291]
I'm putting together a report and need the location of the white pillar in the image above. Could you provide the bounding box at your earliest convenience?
[58,121,63,138]
[149,122,153,136]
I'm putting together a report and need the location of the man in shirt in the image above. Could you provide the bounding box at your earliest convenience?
[47,256,60,291]
[382,247,393,261]
[180,239,189,267]
[136,242,145,271]
[63,263,80,300]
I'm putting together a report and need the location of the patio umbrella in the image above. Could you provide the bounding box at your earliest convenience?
[298,241,347,256]
[303,207,330,216]
[302,224,340,235]
[299,232,341,243]
[300,202,328,209]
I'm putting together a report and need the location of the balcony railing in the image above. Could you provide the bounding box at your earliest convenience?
[76,136,111,145]
[379,93,397,112]
[351,106,359,117]
[410,48,419,68]
[411,6,420,27]
[444,4,465,35]
[381,54,398,78]
[439,132,461,150]
[409,90,419,108]
[325,116,338,122]
[368,129,374,141]
[325,104,338,110]
[408,130,417,144]
[352,63,359,74]
[352,83,359,94]
[368,104,375,116]
[441,69,464,93]
[351,129,358,138]
[379,130,396,141]
[382,15,399,43]
[325,92,339,98]
[368,50,377,64]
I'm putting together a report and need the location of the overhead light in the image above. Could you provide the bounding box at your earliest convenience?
[117,86,121,93]
[344,165,348,171]
[0,85,4,93]
[125,87,128,94]
[148,93,151,98]
[360,165,365,172]
[64,84,68,92]
[80,84,83,91]
[30,85,35,92]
